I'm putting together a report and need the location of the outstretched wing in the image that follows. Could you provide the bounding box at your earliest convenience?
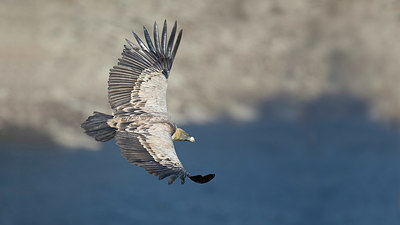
[116,121,188,184]
[108,21,182,116]
[115,120,215,184]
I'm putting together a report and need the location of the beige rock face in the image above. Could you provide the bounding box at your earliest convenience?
[1,0,400,149]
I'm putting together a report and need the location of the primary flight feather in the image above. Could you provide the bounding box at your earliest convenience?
[81,21,215,185]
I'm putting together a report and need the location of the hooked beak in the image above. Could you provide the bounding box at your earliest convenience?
[189,136,195,142]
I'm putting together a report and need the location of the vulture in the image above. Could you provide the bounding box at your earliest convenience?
[81,21,215,185]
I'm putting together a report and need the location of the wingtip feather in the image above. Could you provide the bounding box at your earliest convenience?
[143,26,156,55]
[170,29,182,67]
[161,20,168,55]
[132,32,149,52]
[153,21,161,55]
[167,21,177,58]
[125,38,139,50]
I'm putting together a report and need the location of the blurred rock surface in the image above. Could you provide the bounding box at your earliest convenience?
[1,0,400,148]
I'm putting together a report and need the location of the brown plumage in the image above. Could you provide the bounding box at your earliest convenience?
[81,21,215,185]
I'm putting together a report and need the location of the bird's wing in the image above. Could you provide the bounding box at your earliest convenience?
[108,21,182,116]
[115,119,215,184]
[115,120,188,184]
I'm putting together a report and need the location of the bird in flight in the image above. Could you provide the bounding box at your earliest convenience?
[81,21,215,185]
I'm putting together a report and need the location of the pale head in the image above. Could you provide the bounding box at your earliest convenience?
[172,128,195,142]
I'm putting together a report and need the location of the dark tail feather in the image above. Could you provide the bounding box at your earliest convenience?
[81,112,116,142]
[189,174,215,184]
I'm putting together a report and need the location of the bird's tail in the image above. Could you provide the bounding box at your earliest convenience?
[81,112,116,142]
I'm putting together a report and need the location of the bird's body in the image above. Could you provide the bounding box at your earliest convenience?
[81,21,215,184]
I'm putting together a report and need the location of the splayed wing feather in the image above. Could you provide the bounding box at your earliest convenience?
[132,32,149,53]
[167,21,177,58]
[143,26,157,55]
[125,39,140,51]
[153,22,161,55]
[171,30,182,68]
[161,20,167,55]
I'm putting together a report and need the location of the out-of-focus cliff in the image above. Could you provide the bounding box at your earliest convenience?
[1,0,400,149]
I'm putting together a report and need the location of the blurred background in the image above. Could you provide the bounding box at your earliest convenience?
[1,0,400,224]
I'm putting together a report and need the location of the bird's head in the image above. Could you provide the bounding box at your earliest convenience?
[172,128,195,142]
